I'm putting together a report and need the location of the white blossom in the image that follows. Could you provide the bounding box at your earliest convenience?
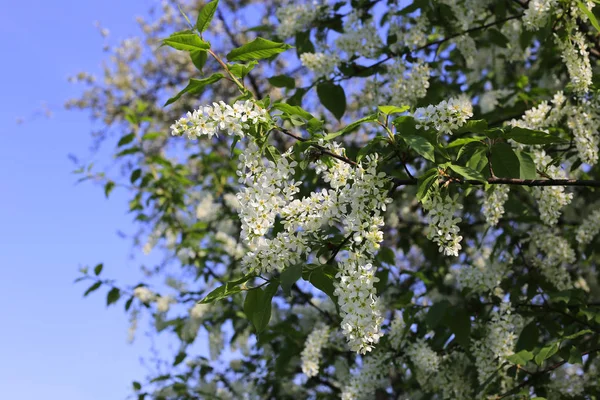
[300,52,339,78]
[275,3,319,38]
[389,60,430,107]
[301,324,330,377]
[556,30,592,94]
[133,286,155,303]
[530,226,575,290]
[523,0,557,30]
[341,352,390,400]
[414,95,473,135]
[576,207,600,246]
[423,193,464,257]
[483,185,510,226]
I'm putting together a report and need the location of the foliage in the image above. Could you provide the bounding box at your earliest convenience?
[70,0,600,398]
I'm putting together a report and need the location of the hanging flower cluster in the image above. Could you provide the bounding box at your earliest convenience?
[529,226,575,290]
[423,192,464,257]
[482,185,510,226]
[301,324,330,377]
[300,52,339,78]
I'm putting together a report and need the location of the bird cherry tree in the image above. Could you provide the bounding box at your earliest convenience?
[74,0,600,398]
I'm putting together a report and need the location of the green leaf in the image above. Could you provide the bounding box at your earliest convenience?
[272,102,315,121]
[535,342,559,366]
[173,351,186,366]
[516,322,539,351]
[165,73,224,106]
[268,75,295,89]
[577,1,600,33]
[456,120,488,134]
[199,273,256,304]
[106,287,120,306]
[324,114,377,140]
[190,50,208,71]
[378,105,409,115]
[447,136,486,148]
[567,345,583,365]
[303,266,337,304]
[425,300,450,329]
[491,143,520,178]
[445,306,471,349]
[142,132,163,141]
[227,37,292,61]
[132,382,141,391]
[448,164,486,182]
[295,31,315,56]
[162,31,210,52]
[507,350,534,365]
[515,150,537,179]
[416,168,438,202]
[104,181,115,198]
[562,329,593,340]
[506,127,567,145]
[130,169,142,184]
[94,263,103,276]
[196,0,219,33]
[228,61,257,79]
[317,82,346,120]
[402,134,435,162]
[280,264,302,297]
[244,282,278,333]
[118,133,135,147]
[84,281,102,297]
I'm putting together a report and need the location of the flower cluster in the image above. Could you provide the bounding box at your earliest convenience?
[341,352,389,400]
[472,302,521,386]
[456,247,509,297]
[523,0,557,30]
[455,35,477,67]
[423,193,464,257]
[300,52,339,78]
[389,60,430,107]
[389,14,428,52]
[335,11,381,59]
[275,3,319,39]
[532,150,574,225]
[529,226,575,290]
[170,100,268,139]
[414,95,473,135]
[576,207,600,246]
[483,185,510,226]
[406,338,441,379]
[388,312,406,351]
[567,99,600,165]
[133,286,155,303]
[301,324,330,377]
[556,30,592,95]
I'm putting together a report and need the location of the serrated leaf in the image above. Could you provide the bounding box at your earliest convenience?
[190,50,208,71]
[199,273,256,304]
[163,31,210,52]
[417,168,438,202]
[280,264,302,297]
[268,75,295,89]
[507,350,534,365]
[196,0,219,33]
[165,74,224,106]
[324,114,377,140]
[506,127,567,145]
[317,82,346,120]
[448,164,486,182]
[515,150,537,179]
[227,37,292,61]
[535,342,559,366]
[228,61,257,79]
[402,134,435,162]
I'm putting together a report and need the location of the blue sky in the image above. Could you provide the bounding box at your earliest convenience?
[0,1,172,398]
